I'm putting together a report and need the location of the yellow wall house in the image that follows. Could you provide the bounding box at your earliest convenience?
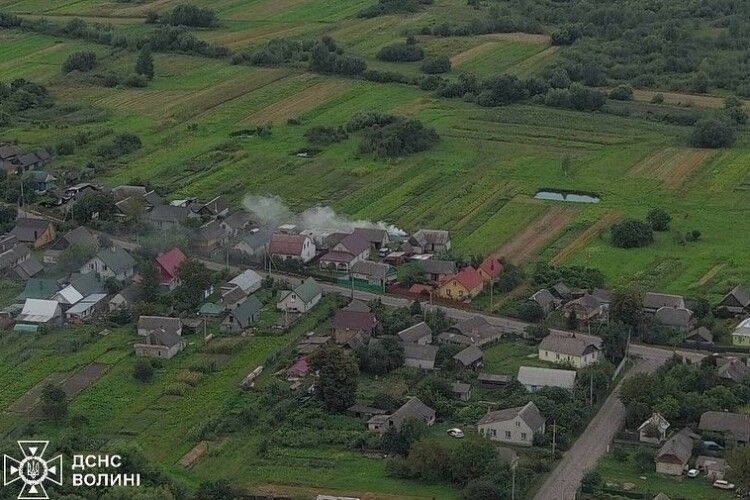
[437,267,484,300]
[732,318,750,346]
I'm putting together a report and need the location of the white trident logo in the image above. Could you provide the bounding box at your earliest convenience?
[3,441,63,500]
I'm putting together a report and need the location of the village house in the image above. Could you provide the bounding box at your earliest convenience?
[478,373,513,387]
[699,410,750,445]
[453,345,483,370]
[6,254,42,281]
[195,219,229,253]
[221,269,263,308]
[407,229,451,254]
[81,246,135,282]
[65,293,108,324]
[347,404,387,421]
[655,306,696,332]
[451,382,472,401]
[16,299,63,329]
[437,266,484,300]
[643,292,685,313]
[717,285,750,317]
[517,366,576,392]
[716,356,750,383]
[134,330,185,359]
[538,332,602,368]
[685,326,713,344]
[655,428,696,476]
[332,305,376,348]
[268,232,316,263]
[638,413,670,445]
[155,247,186,289]
[562,294,605,322]
[349,260,395,289]
[53,226,98,251]
[477,401,545,447]
[0,145,51,174]
[319,233,370,272]
[478,256,503,282]
[220,211,253,237]
[530,289,557,315]
[12,218,56,248]
[416,259,457,283]
[437,316,502,349]
[147,204,196,230]
[30,171,56,193]
[403,343,439,370]
[732,318,750,346]
[0,241,32,276]
[367,397,435,433]
[137,316,182,337]
[232,228,272,262]
[277,277,322,313]
[397,322,432,345]
[296,335,332,355]
[353,227,389,250]
[109,284,141,312]
[51,284,84,310]
[695,456,728,481]
[221,295,263,334]
[198,195,230,218]
[16,278,58,301]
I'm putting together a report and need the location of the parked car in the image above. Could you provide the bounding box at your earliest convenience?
[686,469,700,478]
[447,428,464,438]
[712,480,735,490]
[703,440,724,451]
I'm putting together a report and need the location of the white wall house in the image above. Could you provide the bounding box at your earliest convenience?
[477,402,545,447]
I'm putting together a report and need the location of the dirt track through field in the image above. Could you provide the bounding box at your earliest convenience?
[494,206,577,264]
[550,210,620,265]
[694,263,725,287]
[508,45,558,75]
[450,41,500,67]
[7,373,67,413]
[630,147,717,188]
[242,79,351,125]
[632,89,750,110]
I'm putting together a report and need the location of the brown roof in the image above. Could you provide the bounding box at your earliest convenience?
[268,233,308,256]
[403,343,439,363]
[656,429,694,464]
[332,309,376,332]
[332,233,370,256]
[12,218,53,242]
[397,322,432,343]
[353,227,388,245]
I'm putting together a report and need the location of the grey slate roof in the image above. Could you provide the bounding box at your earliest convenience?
[644,292,685,310]
[412,229,450,246]
[12,218,53,242]
[294,277,322,304]
[389,397,435,428]
[231,295,263,328]
[95,246,135,274]
[350,260,392,280]
[403,343,439,363]
[451,381,471,395]
[538,332,601,357]
[62,226,97,248]
[517,366,576,390]
[148,204,192,224]
[656,428,694,464]
[477,401,545,430]
[416,259,457,276]
[716,357,750,382]
[453,345,483,366]
[397,322,432,343]
[138,316,181,336]
[723,285,750,308]
[699,411,750,441]
[655,306,694,328]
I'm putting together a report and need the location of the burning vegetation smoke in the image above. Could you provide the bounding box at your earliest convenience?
[242,194,406,236]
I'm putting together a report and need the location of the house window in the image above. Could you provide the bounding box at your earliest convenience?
[491,429,496,437]
[505,431,511,439]
[516,421,520,427]
[521,432,527,440]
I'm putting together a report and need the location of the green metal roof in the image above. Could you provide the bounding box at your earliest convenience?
[14,323,39,333]
[16,279,58,301]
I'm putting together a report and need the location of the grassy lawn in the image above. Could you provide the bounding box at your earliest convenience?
[482,341,552,375]
[596,451,734,500]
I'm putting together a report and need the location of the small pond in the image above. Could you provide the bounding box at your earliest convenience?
[534,190,601,204]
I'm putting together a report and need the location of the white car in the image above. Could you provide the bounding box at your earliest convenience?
[447,428,464,438]
[712,480,735,490]
[686,469,700,478]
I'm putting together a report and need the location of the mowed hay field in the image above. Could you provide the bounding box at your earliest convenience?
[0,3,749,297]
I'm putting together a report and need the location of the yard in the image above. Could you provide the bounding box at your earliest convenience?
[594,448,734,500]
[482,341,552,376]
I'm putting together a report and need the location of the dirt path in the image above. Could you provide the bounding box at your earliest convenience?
[242,79,350,125]
[693,263,725,288]
[508,45,559,75]
[550,211,620,265]
[495,206,577,264]
[253,484,436,500]
[630,147,717,188]
[450,41,500,67]
[631,89,750,110]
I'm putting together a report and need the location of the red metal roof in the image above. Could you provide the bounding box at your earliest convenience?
[479,256,503,279]
[268,233,308,256]
[444,266,483,291]
[155,247,186,282]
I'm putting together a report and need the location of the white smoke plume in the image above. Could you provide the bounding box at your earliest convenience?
[242,194,406,237]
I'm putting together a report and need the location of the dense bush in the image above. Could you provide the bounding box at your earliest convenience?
[233,38,315,67]
[304,126,348,145]
[360,0,433,18]
[309,37,366,76]
[376,42,424,62]
[97,133,142,159]
[346,112,400,132]
[690,117,736,148]
[154,4,217,27]
[359,118,439,157]
[609,85,633,101]
[146,26,229,58]
[610,219,654,248]
[0,79,52,114]
[646,208,671,232]
[421,56,451,74]
[543,83,606,111]
[362,69,410,83]
[62,51,97,73]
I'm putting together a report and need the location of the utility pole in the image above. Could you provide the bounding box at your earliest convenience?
[552,419,557,456]
[490,280,493,310]
[511,456,518,500]
[589,372,594,404]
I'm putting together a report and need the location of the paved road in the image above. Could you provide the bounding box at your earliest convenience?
[532,347,704,500]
